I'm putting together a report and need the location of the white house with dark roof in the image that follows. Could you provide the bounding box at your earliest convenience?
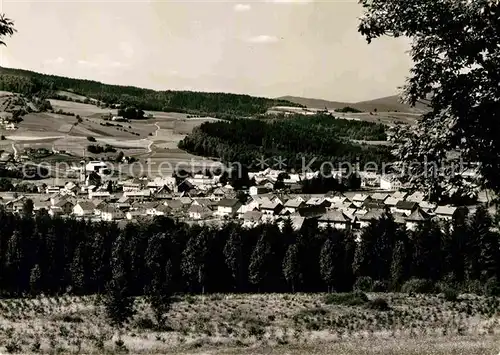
[101,205,124,221]
[380,175,403,190]
[318,210,351,230]
[215,199,242,218]
[392,200,419,216]
[260,200,283,215]
[434,205,468,221]
[188,204,213,220]
[73,201,96,217]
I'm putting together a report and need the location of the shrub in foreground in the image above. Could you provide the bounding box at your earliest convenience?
[368,297,390,311]
[401,278,435,294]
[324,292,368,306]
[353,276,374,292]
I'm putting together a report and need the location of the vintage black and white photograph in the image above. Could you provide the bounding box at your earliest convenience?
[0,0,498,354]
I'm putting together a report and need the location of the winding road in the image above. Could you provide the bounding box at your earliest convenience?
[146,122,160,153]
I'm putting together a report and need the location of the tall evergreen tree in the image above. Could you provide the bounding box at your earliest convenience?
[353,220,378,279]
[70,244,86,295]
[469,206,499,280]
[181,229,210,293]
[282,243,302,293]
[29,264,41,295]
[390,240,408,290]
[223,229,245,292]
[104,236,135,328]
[248,233,272,292]
[411,221,443,281]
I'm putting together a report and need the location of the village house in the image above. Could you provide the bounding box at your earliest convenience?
[434,206,469,221]
[405,208,430,231]
[144,202,160,216]
[383,195,402,209]
[255,178,275,190]
[351,194,371,208]
[93,201,109,217]
[126,209,146,220]
[147,176,176,191]
[121,178,143,192]
[188,204,213,220]
[306,197,331,209]
[187,174,215,190]
[260,200,284,215]
[249,186,272,196]
[360,171,381,188]
[33,200,51,213]
[358,210,385,229]
[123,189,151,201]
[214,199,242,218]
[392,200,419,216]
[73,201,96,217]
[324,191,349,206]
[241,210,263,229]
[282,197,306,214]
[46,185,63,194]
[406,191,426,203]
[164,199,184,212]
[101,205,124,221]
[380,175,403,190]
[371,193,390,203]
[363,200,388,211]
[318,210,351,230]
[419,200,437,213]
[236,199,260,216]
[151,204,172,216]
[89,190,111,200]
[51,199,74,215]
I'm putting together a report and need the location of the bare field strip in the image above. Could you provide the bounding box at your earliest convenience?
[0,293,498,354]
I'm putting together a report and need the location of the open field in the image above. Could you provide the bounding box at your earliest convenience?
[0,293,498,354]
[0,95,219,175]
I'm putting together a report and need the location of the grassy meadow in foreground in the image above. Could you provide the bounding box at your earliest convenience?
[0,293,498,354]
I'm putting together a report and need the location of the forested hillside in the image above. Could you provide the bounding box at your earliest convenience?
[0,205,498,297]
[179,114,392,170]
[0,67,302,116]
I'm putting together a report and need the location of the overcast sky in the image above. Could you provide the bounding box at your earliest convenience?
[0,0,411,102]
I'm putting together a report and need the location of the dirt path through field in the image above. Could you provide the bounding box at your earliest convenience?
[146,122,161,153]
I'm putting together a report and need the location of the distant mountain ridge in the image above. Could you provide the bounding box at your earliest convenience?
[0,66,302,117]
[279,95,430,113]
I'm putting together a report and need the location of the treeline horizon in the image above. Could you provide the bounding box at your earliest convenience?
[179,115,392,171]
[0,67,302,117]
[0,204,499,299]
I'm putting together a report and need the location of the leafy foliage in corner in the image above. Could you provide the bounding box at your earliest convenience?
[359,0,500,197]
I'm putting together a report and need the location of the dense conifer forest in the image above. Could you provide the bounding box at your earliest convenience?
[0,205,498,299]
[178,115,392,170]
[0,67,302,117]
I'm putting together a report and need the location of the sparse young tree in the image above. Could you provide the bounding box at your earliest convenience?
[29,263,41,295]
[282,243,302,293]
